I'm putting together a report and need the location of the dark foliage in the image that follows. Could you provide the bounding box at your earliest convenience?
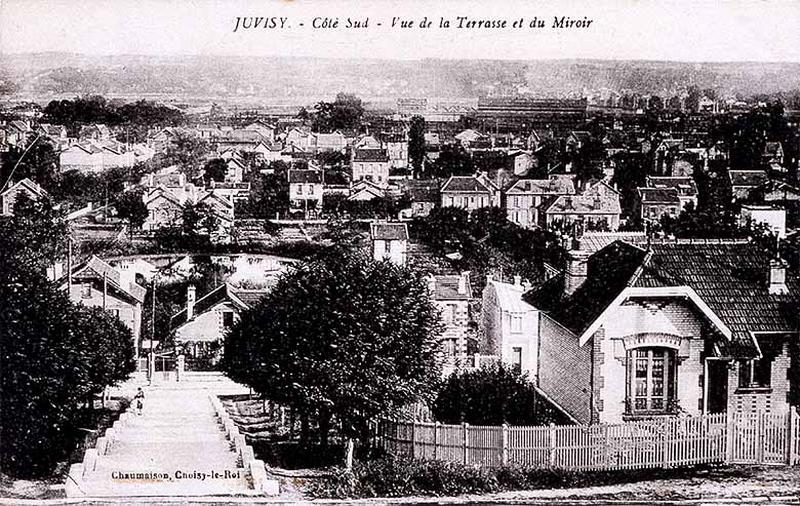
[433,364,571,426]
[311,93,364,133]
[408,115,426,174]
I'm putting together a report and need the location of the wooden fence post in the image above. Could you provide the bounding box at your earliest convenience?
[501,423,509,466]
[549,423,556,467]
[411,421,417,459]
[433,422,440,460]
[725,412,734,464]
[463,423,470,465]
[787,409,797,465]
[662,419,670,468]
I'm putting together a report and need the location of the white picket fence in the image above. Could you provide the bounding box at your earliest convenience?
[377,410,800,470]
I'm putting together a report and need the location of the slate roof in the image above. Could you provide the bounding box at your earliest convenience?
[545,194,621,215]
[578,231,648,255]
[758,180,800,201]
[441,175,495,193]
[170,283,268,329]
[371,222,408,241]
[288,169,323,184]
[525,239,799,358]
[431,275,473,300]
[353,148,389,162]
[63,255,147,303]
[489,279,535,313]
[645,176,698,197]
[729,170,769,188]
[524,241,649,336]
[506,178,575,195]
[638,187,681,204]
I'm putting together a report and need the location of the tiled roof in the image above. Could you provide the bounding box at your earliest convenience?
[64,255,146,303]
[578,231,648,255]
[441,175,494,193]
[729,170,768,188]
[526,240,799,359]
[632,241,799,355]
[288,169,323,184]
[1,178,48,199]
[638,187,681,204]
[353,149,389,162]
[371,222,408,241]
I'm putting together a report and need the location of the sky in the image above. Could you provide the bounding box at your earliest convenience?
[1,0,799,62]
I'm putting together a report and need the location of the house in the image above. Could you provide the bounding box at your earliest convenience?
[384,134,409,169]
[370,222,408,266]
[763,142,784,166]
[314,131,348,152]
[60,141,136,173]
[2,120,33,148]
[454,129,485,149]
[482,275,539,378]
[37,123,69,146]
[504,177,576,228]
[288,169,324,212]
[756,180,800,204]
[645,176,698,211]
[354,135,382,150]
[565,131,591,153]
[253,140,288,163]
[428,272,476,367]
[440,174,500,210]
[195,191,235,241]
[108,257,159,288]
[351,148,391,187]
[244,121,276,141]
[143,187,185,230]
[541,193,622,231]
[79,124,112,142]
[348,179,385,201]
[506,150,535,176]
[1,178,48,215]
[729,170,769,200]
[224,157,247,183]
[170,283,269,360]
[285,127,314,150]
[636,187,681,222]
[525,238,799,425]
[739,205,787,238]
[402,180,439,218]
[59,256,146,359]
[207,181,251,202]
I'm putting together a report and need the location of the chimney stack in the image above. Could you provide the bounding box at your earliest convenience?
[565,242,590,296]
[513,275,522,287]
[187,285,197,320]
[769,258,789,295]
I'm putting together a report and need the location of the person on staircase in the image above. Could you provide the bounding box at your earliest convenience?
[134,387,145,416]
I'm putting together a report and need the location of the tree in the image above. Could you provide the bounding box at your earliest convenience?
[433,365,568,426]
[408,115,426,175]
[312,93,364,132]
[428,144,474,178]
[222,250,442,467]
[0,137,60,192]
[164,133,209,179]
[203,158,227,183]
[116,189,148,235]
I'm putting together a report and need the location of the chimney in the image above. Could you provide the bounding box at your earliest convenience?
[565,244,590,296]
[187,285,197,320]
[513,275,522,287]
[458,271,470,295]
[769,258,789,295]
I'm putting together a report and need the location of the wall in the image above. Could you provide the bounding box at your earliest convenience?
[729,341,792,416]
[175,301,238,344]
[538,314,593,424]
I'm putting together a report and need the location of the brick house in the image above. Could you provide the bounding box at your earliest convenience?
[525,238,799,425]
[482,275,539,378]
[351,148,391,187]
[428,272,476,368]
[59,256,146,359]
[370,222,408,266]
[1,178,47,216]
[504,177,575,228]
[440,174,500,211]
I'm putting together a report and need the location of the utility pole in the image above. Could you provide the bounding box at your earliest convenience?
[148,276,156,384]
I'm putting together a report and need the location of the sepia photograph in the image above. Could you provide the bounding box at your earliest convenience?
[0,0,799,503]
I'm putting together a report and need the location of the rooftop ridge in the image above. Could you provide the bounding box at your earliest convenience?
[648,237,751,245]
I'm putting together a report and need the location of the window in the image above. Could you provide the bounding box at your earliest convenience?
[442,339,457,357]
[110,308,121,318]
[222,311,234,329]
[738,359,771,389]
[81,283,92,298]
[510,315,523,333]
[295,185,302,195]
[627,348,676,414]
[512,347,523,373]
[306,184,313,195]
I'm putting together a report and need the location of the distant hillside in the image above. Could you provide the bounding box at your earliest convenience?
[1,53,799,104]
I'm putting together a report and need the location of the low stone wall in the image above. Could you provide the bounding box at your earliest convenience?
[209,394,280,496]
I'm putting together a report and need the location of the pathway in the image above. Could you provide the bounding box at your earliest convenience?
[68,372,263,498]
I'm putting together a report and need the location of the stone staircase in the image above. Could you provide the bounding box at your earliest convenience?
[66,373,278,498]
